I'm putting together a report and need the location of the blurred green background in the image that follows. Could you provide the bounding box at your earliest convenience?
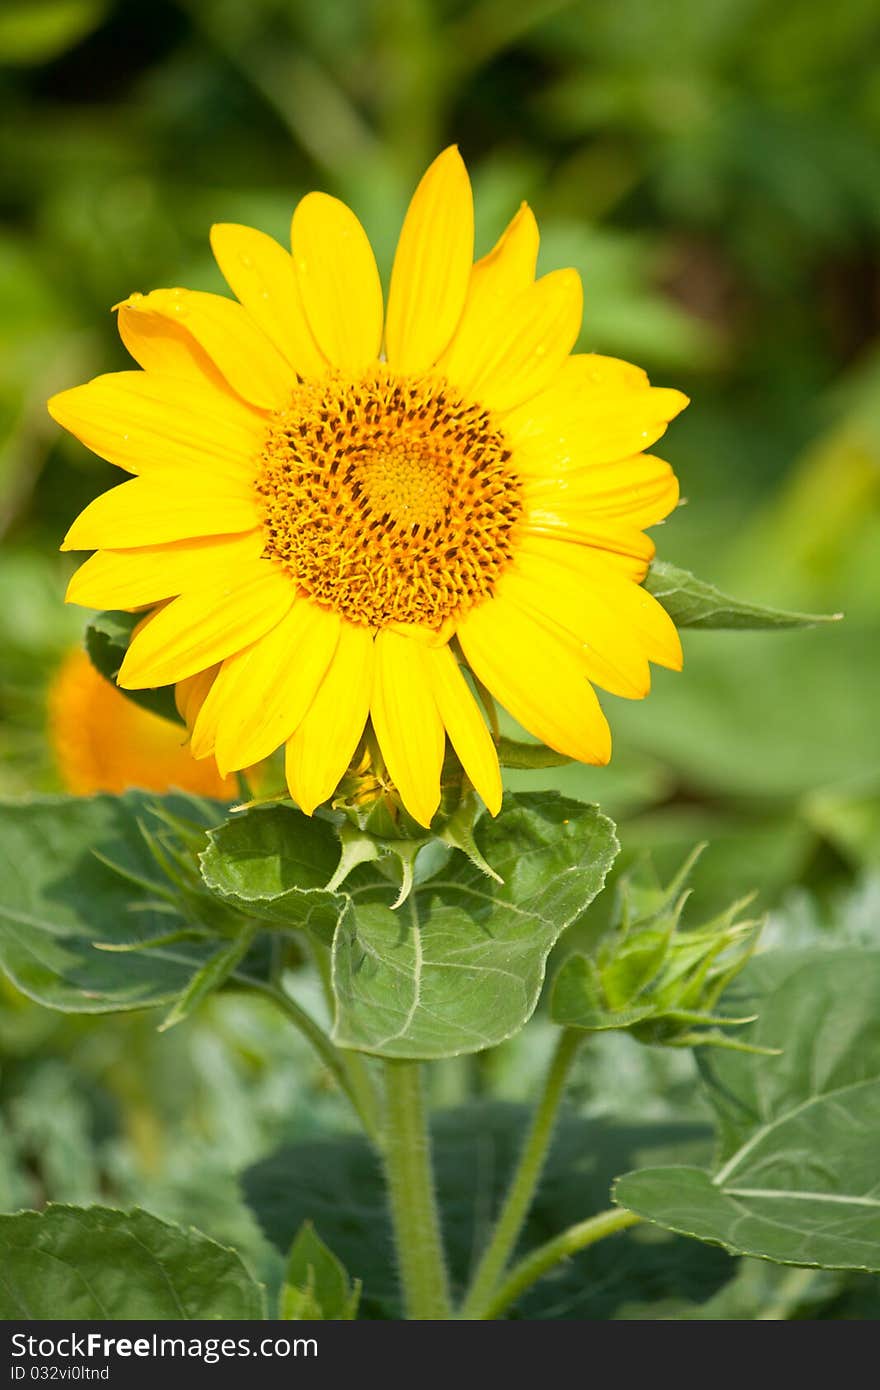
[1,0,879,1317]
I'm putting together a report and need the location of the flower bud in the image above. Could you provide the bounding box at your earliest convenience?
[552,847,772,1052]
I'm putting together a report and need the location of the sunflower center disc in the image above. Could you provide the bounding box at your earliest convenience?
[256,371,523,628]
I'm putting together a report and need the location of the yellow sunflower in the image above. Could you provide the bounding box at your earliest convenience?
[49,147,686,828]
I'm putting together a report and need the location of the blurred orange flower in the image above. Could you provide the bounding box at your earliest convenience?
[48,647,240,798]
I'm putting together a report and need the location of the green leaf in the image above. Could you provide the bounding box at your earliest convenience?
[85,611,183,726]
[615,949,880,1270]
[280,1221,360,1320]
[199,804,346,944]
[158,923,258,1032]
[644,560,841,630]
[0,793,249,1013]
[244,1105,729,1319]
[331,793,618,1058]
[200,792,618,1059]
[0,1205,265,1319]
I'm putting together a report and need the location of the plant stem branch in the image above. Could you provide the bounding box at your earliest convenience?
[757,1265,818,1320]
[459,1028,582,1319]
[479,1209,642,1320]
[246,978,379,1142]
[382,1060,452,1320]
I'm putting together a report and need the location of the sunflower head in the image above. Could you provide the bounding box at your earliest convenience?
[50,147,687,828]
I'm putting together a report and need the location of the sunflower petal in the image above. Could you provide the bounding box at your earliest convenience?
[371,628,444,827]
[458,594,612,764]
[496,559,651,699]
[509,385,688,472]
[472,202,540,296]
[385,147,474,374]
[210,222,327,378]
[48,371,265,478]
[523,454,679,530]
[285,621,374,814]
[193,599,340,772]
[435,201,540,394]
[559,352,650,393]
[114,289,291,410]
[61,475,259,552]
[522,512,656,572]
[175,666,219,730]
[437,202,539,379]
[424,644,502,814]
[116,299,232,391]
[66,532,265,611]
[442,268,583,413]
[117,562,294,689]
[517,536,683,672]
[291,193,383,374]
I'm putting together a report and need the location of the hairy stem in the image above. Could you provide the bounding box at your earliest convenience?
[479,1208,642,1319]
[382,1060,452,1320]
[459,1028,582,1319]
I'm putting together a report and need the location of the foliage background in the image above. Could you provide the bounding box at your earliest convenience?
[1,0,878,1317]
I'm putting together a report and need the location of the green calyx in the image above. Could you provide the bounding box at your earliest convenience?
[551,847,773,1053]
[325,741,502,906]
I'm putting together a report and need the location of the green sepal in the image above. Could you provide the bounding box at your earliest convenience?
[495,737,573,769]
[328,767,503,905]
[437,793,503,884]
[325,820,383,891]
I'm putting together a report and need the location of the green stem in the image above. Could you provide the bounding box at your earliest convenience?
[310,939,384,1148]
[382,1060,452,1320]
[479,1209,641,1320]
[757,1265,818,1320]
[247,979,379,1143]
[459,1028,582,1319]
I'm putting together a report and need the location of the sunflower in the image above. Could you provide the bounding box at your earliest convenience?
[49,147,686,828]
[48,646,239,799]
